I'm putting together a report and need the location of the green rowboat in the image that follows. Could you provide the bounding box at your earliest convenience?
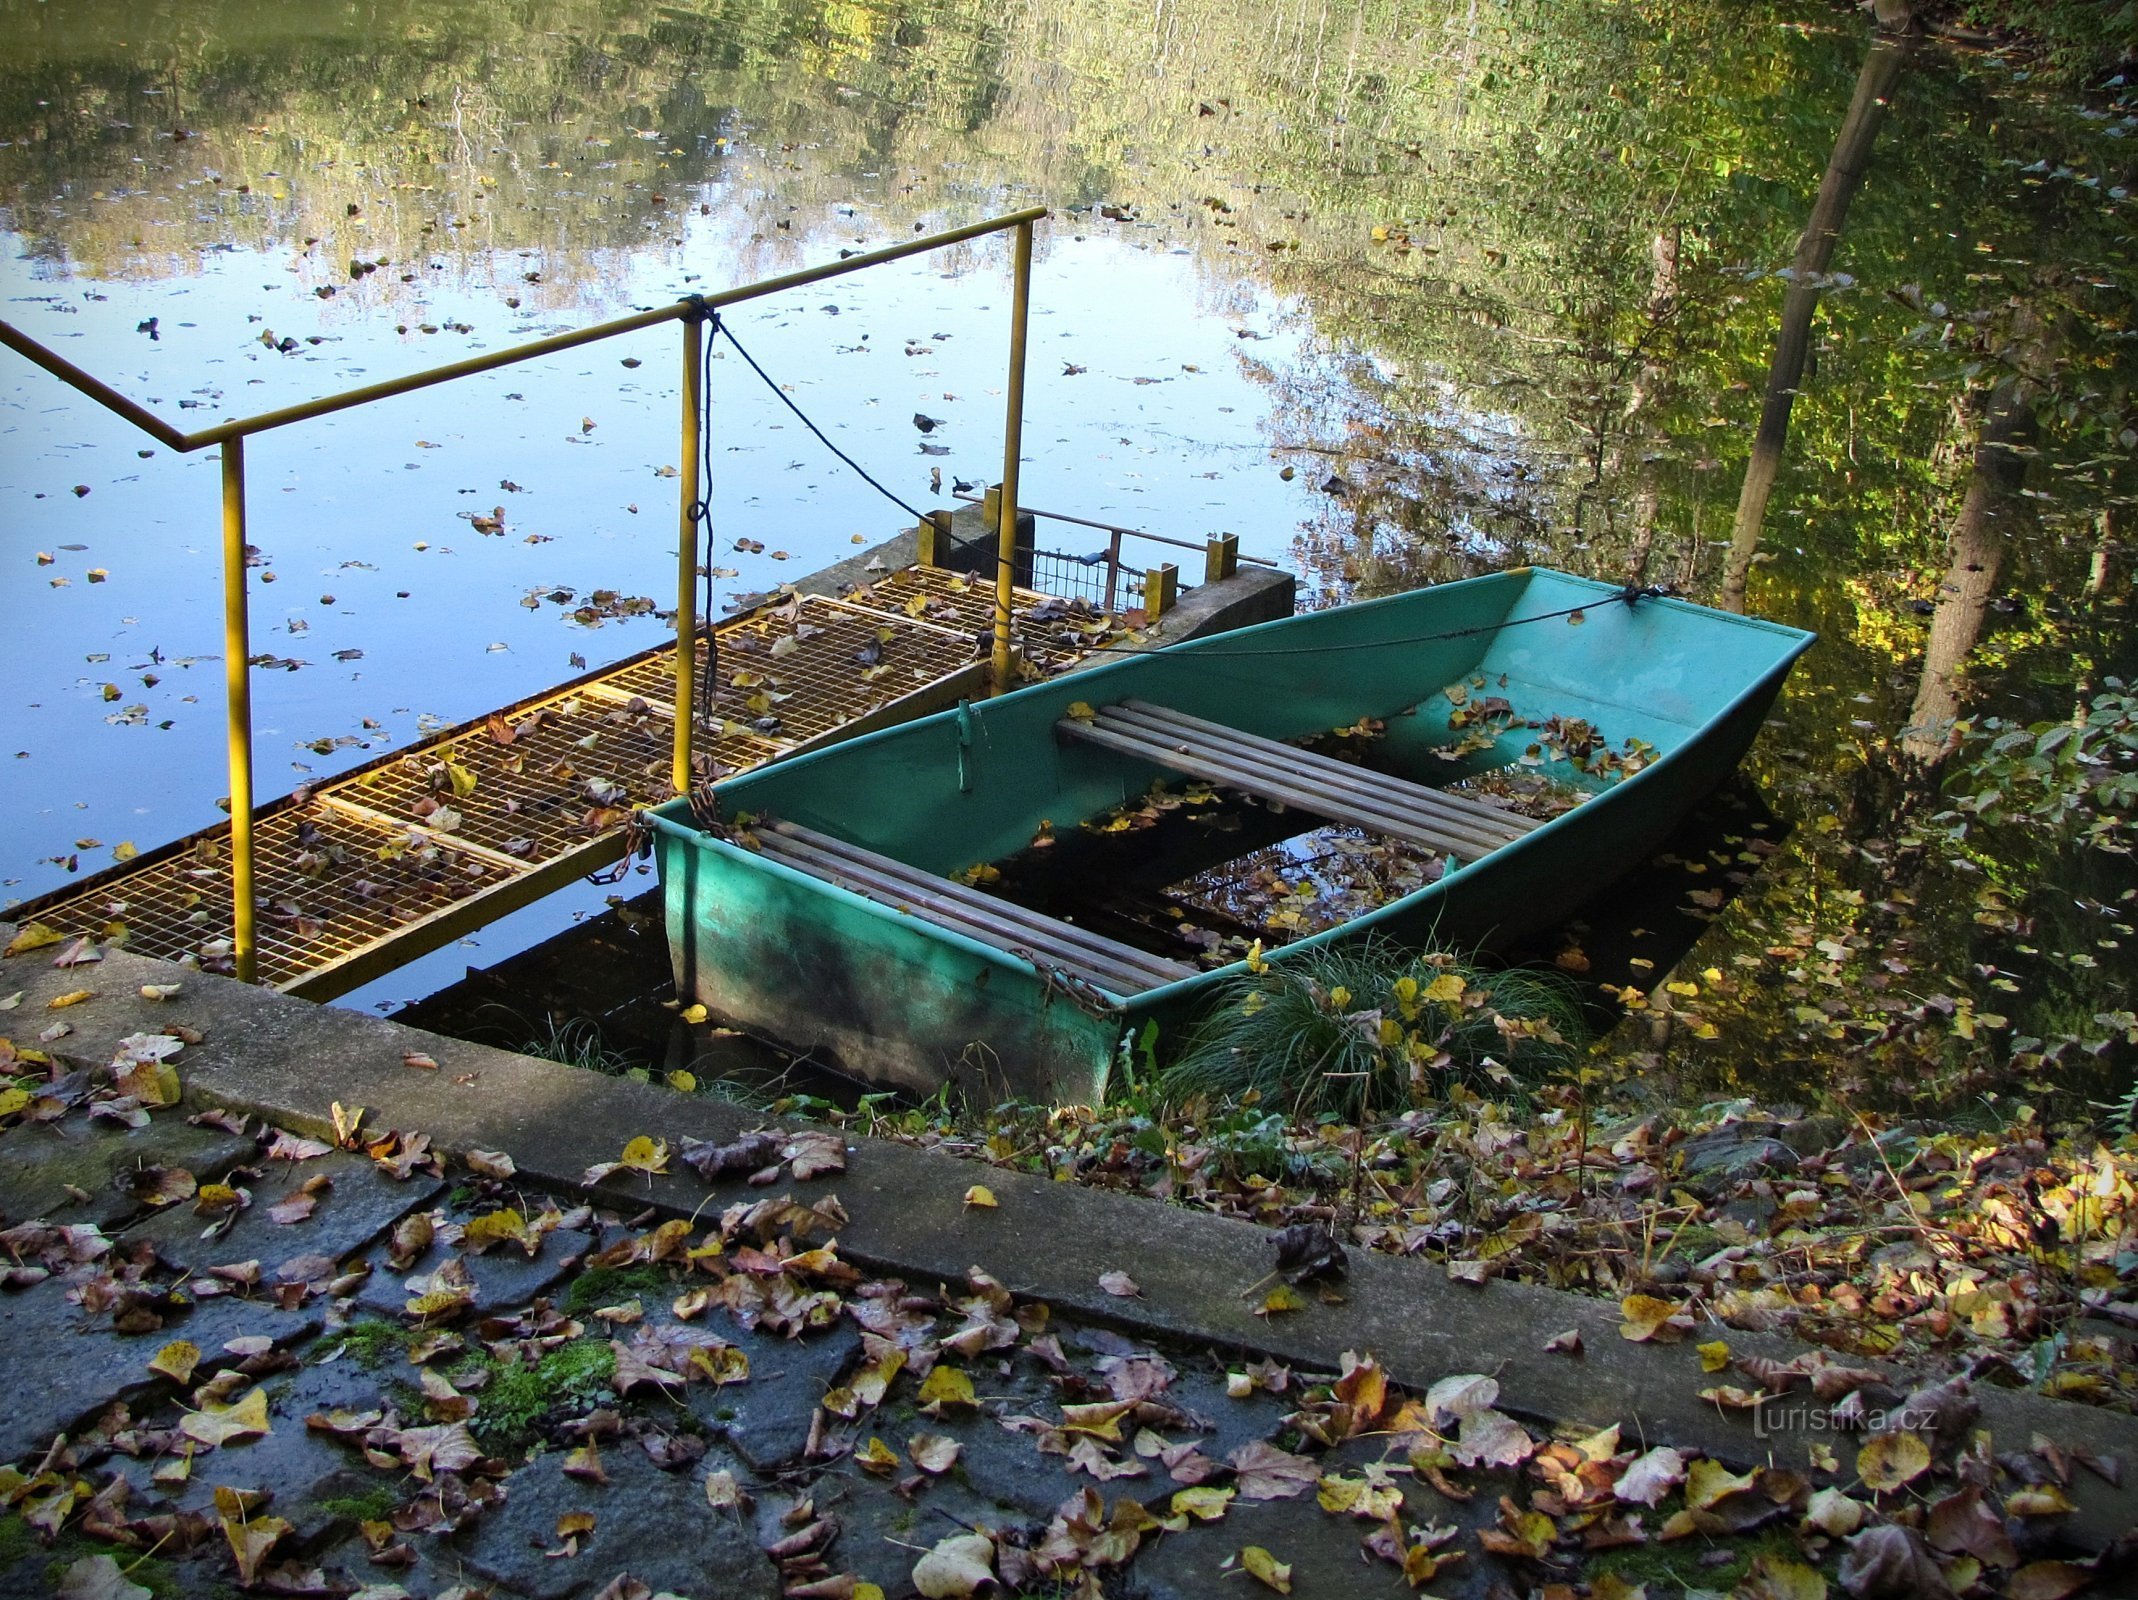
[647,567,1813,1103]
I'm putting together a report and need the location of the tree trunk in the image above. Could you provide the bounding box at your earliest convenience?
[1622,229,1679,584]
[1719,19,1915,612]
[2087,508,2118,598]
[1899,360,2040,765]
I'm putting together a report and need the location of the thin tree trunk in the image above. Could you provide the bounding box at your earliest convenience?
[2087,508,2118,598]
[1719,18,1915,612]
[1623,229,1679,583]
[1900,360,2040,764]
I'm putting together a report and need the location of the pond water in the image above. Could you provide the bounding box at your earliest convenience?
[3,0,2133,1108]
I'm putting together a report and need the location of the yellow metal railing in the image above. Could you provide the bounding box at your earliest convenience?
[1,206,1047,984]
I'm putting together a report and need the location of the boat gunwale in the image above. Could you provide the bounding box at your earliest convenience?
[658,824,1141,1006]
[648,568,1815,1013]
[655,567,1814,818]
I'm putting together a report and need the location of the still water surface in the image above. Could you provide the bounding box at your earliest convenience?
[3,0,2133,1102]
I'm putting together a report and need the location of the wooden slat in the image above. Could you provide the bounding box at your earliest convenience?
[1061,714,1513,862]
[754,822,1195,997]
[1117,701,1540,843]
[1103,697,1539,851]
[760,827,1182,991]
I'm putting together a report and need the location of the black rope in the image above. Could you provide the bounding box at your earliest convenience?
[1070,583,1674,660]
[710,312,928,523]
[692,302,719,737]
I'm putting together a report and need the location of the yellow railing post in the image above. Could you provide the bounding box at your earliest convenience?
[673,312,704,794]
[1145,562,1179,619]
[1204,533,1239,583]
[219,438,257,984]
[916,509,954,568]
[991,219,1035,694]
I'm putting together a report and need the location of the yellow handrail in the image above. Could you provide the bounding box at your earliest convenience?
[992,219,1034,695]
[2,207,1049,984]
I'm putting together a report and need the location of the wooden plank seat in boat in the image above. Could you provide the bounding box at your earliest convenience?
[1058,698,1542,863]
[750,819,1197,998]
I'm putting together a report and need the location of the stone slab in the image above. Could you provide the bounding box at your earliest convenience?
[0,1280,318,1467]
[7,932,2136,1550]
[1060,559,1297,672]
[455,1439,779,1600]
[129,1148,444,1279]
[1135,1471,1504,1600]
[105,1355,405,1549]
[351,1218,598,1323]
[681,1312,859,1474]
[0,1114,255,1231]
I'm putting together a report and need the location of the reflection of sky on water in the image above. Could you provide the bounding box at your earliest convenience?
[0,205,1318,1000]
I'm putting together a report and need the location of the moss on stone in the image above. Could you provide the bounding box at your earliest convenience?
[562,1261,675,1314]
[315,1485,401,1524]
[322,1318,414,1371]
[468,1337,618,1450]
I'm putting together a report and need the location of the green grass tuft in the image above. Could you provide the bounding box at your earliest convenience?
[523,1016,642,1076]
[1157,939,1583,1117]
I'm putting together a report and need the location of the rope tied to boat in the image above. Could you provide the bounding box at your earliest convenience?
[1074,579,1682,660]
[1013,948,1126,1021]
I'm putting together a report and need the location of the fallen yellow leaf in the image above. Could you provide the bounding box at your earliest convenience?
[1256,1285,1308,1317]
[182,1386,272,1449]
[1171,1486,1234,1522]
[1241,1545,1292,1593]
[149,1340,201,1385]
[1619,1293,1691,1343]
[1422,972,1467,1004]
[1685,1457,1757,1511]
[917,1365,976,1411]
[5,924,64,956]
[1857,1431,1931,1494]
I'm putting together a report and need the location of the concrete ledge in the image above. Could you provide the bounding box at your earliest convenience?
[1132,561,1297,645]
[4,929,2130,1548]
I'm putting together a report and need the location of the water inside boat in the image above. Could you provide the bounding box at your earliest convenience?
[953,696,1631,971]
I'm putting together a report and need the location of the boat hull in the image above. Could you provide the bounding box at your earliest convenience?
[650,568,1814,1103]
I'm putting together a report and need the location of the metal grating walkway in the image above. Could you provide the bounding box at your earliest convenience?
[11,568,1093,1000]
